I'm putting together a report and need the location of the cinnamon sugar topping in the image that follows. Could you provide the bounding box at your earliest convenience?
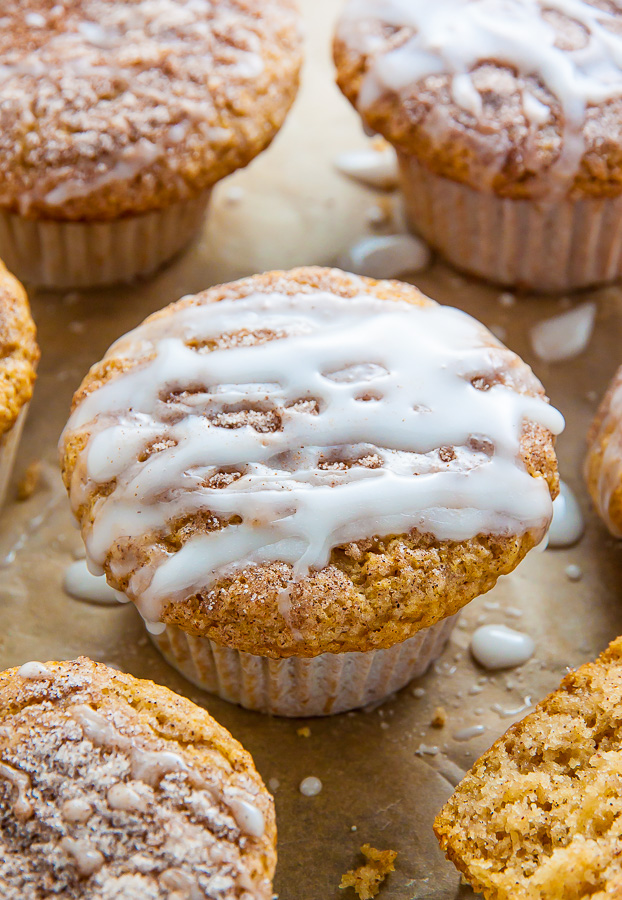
[0,0,301,220]
[0,665,269,898]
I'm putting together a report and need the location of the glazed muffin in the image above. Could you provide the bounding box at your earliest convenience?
[0,656,276,898]
[335,1,622,293]
[60,267,562,716]
[0,260,39,507]
[585,365,622,536]
[435,635,622,900]
[0,0,302,289]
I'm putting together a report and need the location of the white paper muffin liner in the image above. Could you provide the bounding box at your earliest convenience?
[398,151,622,293]
[0,403,29,509]
[151,614,458,717]
[0,190,211,290]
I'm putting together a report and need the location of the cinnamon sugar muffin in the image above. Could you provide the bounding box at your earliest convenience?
[435,635,622,900]
[0,260,38,507]
[0,656,276,898]
[585,365,622,536]
[335,1,622,292]
[60,267,562,716]
[0,0,302,289]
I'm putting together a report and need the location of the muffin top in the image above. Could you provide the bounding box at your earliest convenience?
[335,0,622,199]
[61,267,561,656]
[0,0,302,221]
[0,656,276,899]
[0,260,38,437]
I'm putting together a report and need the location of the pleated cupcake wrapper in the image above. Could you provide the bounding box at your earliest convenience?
[0,190,211,290]
[0,403,30,509]
[398,151,622,293]
[151,614,458,717]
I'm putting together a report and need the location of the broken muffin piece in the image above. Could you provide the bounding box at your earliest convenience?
[435,635,622,900]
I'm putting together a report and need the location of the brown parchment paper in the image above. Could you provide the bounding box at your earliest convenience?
[2,2,622,898]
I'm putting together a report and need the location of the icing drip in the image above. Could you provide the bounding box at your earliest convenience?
[470,624,535,669]
[63,559,122,606]
[17,661,52,680]
[71,705,187,787]
[60,837,105,876]
[63,290,563,626]
[548,479,584,547]
[225,797,265,837]
[0,762,33,821]
[339,0,622,183]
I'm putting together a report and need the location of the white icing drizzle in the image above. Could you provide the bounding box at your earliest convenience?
[226,797,265,838]
[60,837,105,876]
[548,479,584,547]
[470,624,535,669]
[160,869,204,899]
[107,782,150,813]
[44,140,160,207]
[17,661,52,680]
[131,748,187,788]
[334,145,399,189]
[71,705,187,787]
[522,90,551,125]
[339,0,622,182]
[530,302,596,364]
[337,234,431,279]
[63,559,122,606]
[61,798,93,823]
[299,776,323,796]
[0,762,33,821]
[492,696,532,717]
[452,724,485,741]
[63,290,563,627]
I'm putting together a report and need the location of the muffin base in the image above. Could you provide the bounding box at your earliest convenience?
[0,404,29,508]
[398,152,622,293]
[152,615,458,717]
[0,191,211,290]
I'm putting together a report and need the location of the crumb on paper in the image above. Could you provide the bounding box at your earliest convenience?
[431,706,447,728]
[296,726,311,738]
[16,459,41,501]
[371,135,390,153]
[339,844,397,899]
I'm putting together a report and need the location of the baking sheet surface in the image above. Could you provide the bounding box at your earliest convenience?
[2,3,622,897]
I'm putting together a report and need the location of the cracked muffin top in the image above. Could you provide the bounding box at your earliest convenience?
[60,267,561,657]
[334,0,622,199]
[0,0,302,221]
[0,656,276,899]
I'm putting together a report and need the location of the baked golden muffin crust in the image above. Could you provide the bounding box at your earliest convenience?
[60,267,560,659]
[334,1,622,201]
[0,259,38,437]
[585,366,622,537]
[0,657,276,898]
[0,0,302,222]
[435,635,622,900]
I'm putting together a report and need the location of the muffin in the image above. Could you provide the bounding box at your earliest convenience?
[0,1,302,290]
[435,635,622,900]
[585,365,622,536]
[0,260,38,507]
[0,656,276,898]
[60,267,562,716]
[334,1,622,293]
